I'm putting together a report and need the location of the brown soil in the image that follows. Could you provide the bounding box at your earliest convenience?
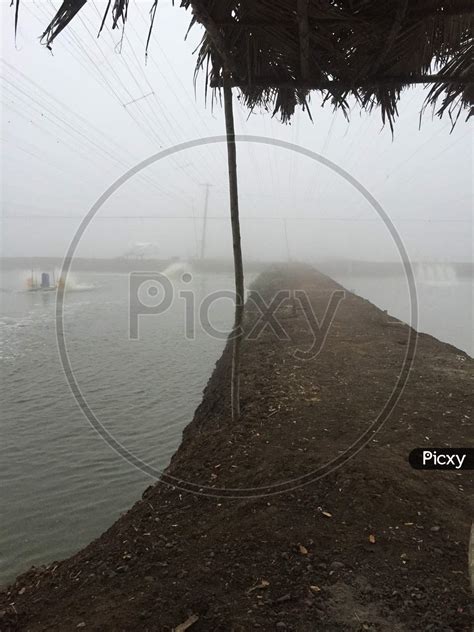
[1,266,472,632]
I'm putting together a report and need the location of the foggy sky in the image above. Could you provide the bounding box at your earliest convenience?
[1,0,472,264]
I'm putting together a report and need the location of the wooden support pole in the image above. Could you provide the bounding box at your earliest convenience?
[297,0,310,80]
[223,71,244,422]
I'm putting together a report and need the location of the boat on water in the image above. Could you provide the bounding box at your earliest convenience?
[25,271,95,293]
[26,272,61,293]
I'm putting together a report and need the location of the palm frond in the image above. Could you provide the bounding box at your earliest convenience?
[13,0,474,126]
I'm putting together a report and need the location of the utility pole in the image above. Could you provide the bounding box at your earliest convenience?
[283,218,291,262]
[283,218,296,316]
[200,183,212,260]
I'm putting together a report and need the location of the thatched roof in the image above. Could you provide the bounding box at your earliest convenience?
[15,0,474,127]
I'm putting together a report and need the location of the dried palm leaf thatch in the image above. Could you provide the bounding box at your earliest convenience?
[12,0,473,127]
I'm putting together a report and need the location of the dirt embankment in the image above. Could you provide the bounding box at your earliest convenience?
[1,267,472,631]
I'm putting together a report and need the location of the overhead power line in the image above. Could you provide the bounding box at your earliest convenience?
[1,61,198,206]
[4,213,470,223]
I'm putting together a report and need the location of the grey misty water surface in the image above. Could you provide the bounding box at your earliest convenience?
[0,270,237,585]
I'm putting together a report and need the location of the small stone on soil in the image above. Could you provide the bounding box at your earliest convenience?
[330,561,344,570]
